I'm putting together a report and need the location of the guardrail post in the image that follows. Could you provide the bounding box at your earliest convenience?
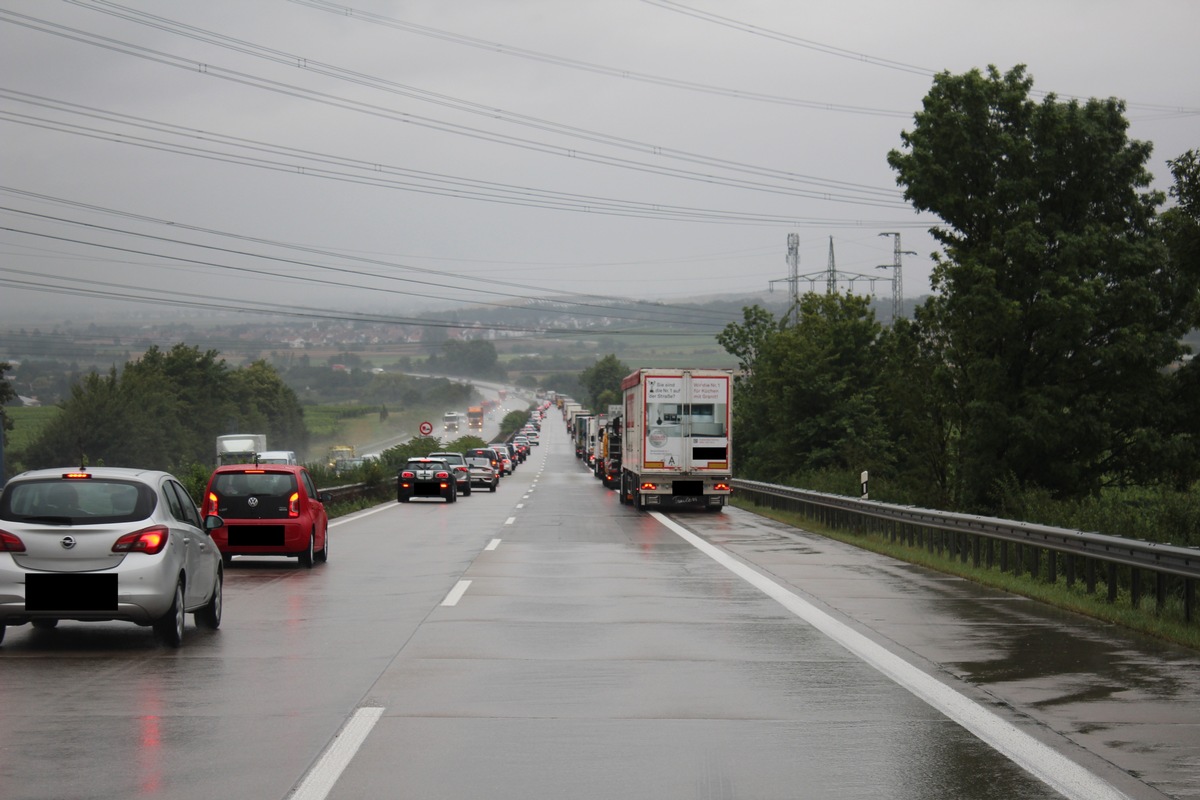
[1187,579,1195,623]
[1107,563,1119,603]
[1030,546,1040,580]
[1156,573,1167,615]
[1131,569,1142,609]
[1086,558,1097,594]
[1066,555,1076,588]
[1000,540,1009,572]
[1047,549,1057,584]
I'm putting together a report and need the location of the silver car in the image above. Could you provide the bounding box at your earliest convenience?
[0,467,225,647]
[465,456,499,492]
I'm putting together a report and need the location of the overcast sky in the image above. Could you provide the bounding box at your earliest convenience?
[1,0,1197,331]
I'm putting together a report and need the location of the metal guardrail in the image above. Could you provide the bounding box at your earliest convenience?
[732,478,1200,622]
[322,480,392,504]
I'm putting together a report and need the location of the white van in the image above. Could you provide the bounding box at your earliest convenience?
[256,450,298,465]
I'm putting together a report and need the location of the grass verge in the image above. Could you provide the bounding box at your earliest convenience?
[732,496,1200,651]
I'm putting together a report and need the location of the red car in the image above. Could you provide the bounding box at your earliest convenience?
[202,465,330,568]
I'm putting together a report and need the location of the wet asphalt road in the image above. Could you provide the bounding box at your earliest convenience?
[1,419,1197,799]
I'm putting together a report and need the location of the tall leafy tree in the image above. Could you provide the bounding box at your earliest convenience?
[1157,150,1200,488]
[887,65,1200,508]
[722,293,887,483]
[579,354,629,411]
[228,360,308,454]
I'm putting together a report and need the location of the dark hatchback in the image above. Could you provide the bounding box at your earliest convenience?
[397,458,457,503]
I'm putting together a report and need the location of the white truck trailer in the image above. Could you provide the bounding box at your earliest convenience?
[216,434,267,466]
[619,369,732,511]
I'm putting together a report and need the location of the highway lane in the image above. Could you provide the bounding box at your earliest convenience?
[0,446,539,799]
[1,415,1195,798]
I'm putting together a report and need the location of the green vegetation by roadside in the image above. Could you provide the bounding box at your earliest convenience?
[732,496,1200,651]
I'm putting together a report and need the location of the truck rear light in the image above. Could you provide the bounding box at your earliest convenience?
[640,482,657,491]
[0,529,27,552]
[713,483,731,492]
[112,525,169,555]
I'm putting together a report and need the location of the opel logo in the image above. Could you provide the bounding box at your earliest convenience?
[61,536,77,550]
[247,497,259,508]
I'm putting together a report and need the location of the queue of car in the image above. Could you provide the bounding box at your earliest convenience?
[0,415,544,646]
[0,457,337,648]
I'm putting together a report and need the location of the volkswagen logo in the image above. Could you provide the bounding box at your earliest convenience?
[61,536,77,550]
[247,496,259,508]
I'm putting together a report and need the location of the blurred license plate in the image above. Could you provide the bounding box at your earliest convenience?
[26,573,118,611]
[673,496,701,504]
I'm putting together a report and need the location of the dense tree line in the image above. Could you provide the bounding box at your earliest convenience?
[722,66,1200,514]
[18,345,308,473]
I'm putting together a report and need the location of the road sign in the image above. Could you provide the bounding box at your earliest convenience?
[419,421,433,436]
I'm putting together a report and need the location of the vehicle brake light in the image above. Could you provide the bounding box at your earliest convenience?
[0,529,27,552]
[435,471,450,480]
[401,471,415,479]
[112,525,169,555]
[640,482,658,491]
[289,492,300,518]
[714,483,731,492]
[62,472,92,480]
[204,491,219,516]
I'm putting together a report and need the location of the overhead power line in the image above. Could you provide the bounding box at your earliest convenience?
[288,0,911,119]
[0,197,772,329]
[6,5,907,206]
[641,0,1200,117]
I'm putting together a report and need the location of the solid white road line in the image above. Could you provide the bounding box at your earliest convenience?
[651,512,1131,800]
[288,706,384,800]
[441,579,472,606]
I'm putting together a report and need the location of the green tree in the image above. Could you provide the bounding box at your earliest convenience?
[722,293,887,483]
[887,65,1200,508]
[23,346,308,471]
[579,354,629,411]
[715,304,782,379]
[1156,150,1200,488]
[0,362,14,417]
[435,339,500,378]
[228,360,308,454]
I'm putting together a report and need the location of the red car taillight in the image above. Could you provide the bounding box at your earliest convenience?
[203,491,219,516]
[435,471,450,480]
[289,491,300,518]
[0,529,27,552]
[112,525,169,555]
[401,471,415,479]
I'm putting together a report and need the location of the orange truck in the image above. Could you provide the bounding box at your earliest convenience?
[467,406,484,430]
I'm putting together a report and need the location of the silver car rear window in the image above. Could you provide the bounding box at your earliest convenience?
[1,479,155,523]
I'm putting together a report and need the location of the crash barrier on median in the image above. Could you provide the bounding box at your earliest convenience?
[322,480,393,505]
[732,478,1200,623]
